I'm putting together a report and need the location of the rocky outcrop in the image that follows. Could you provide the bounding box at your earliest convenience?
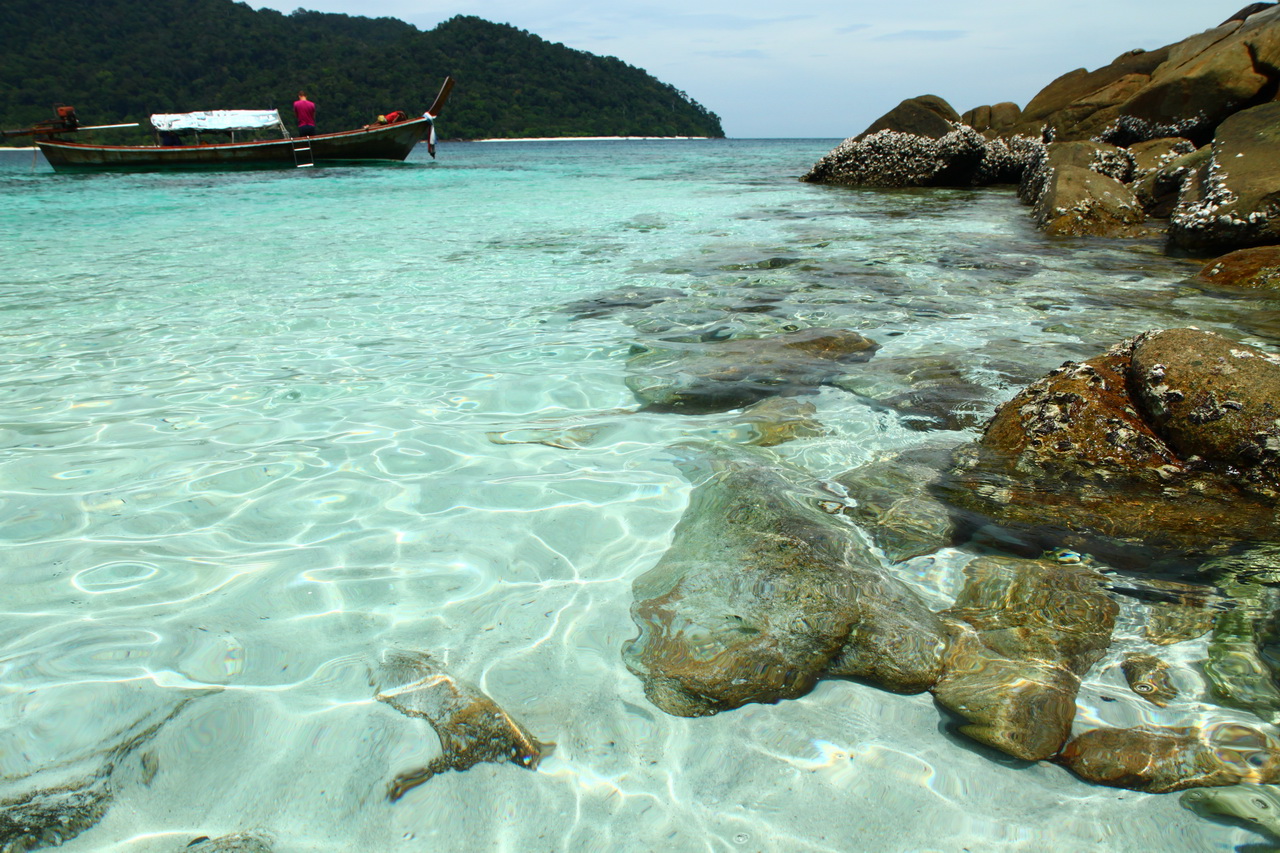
[1059,723,1280,792]
[1134,144,1212,217]
[930,556,1117,761]
[937,328,1280,568]
[625,327,878,414]
[1032,165,1148,237]
[624,444,948,717]
[802,123,1043,189]
[1196,245,1280,288]
[1010,5,1280,144]
[1169,101,1280,251]
[857,94,961,140]
[961,102,1022,135]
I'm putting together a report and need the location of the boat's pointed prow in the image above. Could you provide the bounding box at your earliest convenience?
[427,77,455,119]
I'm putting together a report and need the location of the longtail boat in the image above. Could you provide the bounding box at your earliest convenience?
[5,78,453,172]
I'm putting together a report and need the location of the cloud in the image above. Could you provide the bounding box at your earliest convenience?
[875,29,967,41]
[696,49,769,59]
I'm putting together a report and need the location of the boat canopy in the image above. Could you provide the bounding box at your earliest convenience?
[150,110,286,133]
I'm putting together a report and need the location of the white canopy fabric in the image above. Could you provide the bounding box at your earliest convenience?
[150,110,285,133]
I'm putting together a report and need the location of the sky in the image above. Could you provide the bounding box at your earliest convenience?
[249,1,1245,138]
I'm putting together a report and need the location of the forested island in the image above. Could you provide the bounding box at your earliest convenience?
[0,0,724,141]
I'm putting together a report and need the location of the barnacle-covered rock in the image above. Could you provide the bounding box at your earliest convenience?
[624,444,948,717]
[802,125,1041,189]
[1134,144,1212,217]
[1019,141,1134,211]
[937,329,1280,568]
[625,327,878,414]
[1059,723,1280,793]
[1169,101,1280,251]
[930,556,1117,761]
[1032,165,1148,237]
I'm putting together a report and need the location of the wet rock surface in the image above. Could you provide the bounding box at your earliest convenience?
[373,650,553,801]
[1196,245,1280,290]
[625,327,878,414]
[931,556,1117,760]
[1170,102,1280,252]
[1181,783,1280,841]
[1059,723,1280,793]
[834,442,964,562]
[938,328,1280,568]
[1032,165,1149,238]
[624,444,948,717]
[178,830,275,853]
[1121,653,1179,706]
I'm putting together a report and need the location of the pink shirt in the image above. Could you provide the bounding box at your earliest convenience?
[293,98,316,127]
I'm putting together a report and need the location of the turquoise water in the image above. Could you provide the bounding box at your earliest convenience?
[2,140,1279,852]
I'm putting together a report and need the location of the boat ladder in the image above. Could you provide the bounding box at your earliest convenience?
[292,138,314,168]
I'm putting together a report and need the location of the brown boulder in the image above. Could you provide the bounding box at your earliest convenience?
[1170,101,1280,251]
[858,94,960,140]
[1134,144,1211,217]
[1032,165,1147,237]
[624,445,948,717]
[1128,137,1198,178]
[1059,723,1280,792]
[1196,245,1280,289]
[962,102,1023,134]
[1129,328,1280,495]
[938,329,1280,567]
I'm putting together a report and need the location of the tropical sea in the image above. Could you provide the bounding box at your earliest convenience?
[2,138,1278,852]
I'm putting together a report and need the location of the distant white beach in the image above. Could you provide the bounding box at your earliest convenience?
[474,136,713,142]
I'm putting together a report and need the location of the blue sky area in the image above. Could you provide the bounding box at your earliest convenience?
[251,1,1244,137]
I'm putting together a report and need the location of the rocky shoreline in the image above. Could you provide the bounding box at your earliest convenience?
[803,3,1280,281]
[615,2,1280,842]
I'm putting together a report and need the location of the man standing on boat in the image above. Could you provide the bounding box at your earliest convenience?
[293,91,316,136]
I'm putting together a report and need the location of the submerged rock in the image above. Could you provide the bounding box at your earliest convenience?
[931,556,1117,761]
[179,830,275,853]
[0,687,209,853]
[832,355,999,432]
[624,444,947,717]
[1059,723,1280,793]
[727,396,824,447]
[373,650,553,801]
[625,327,878,414]
[834,442,963,562]
[1181,783,1280,841]
[1121,653,1179,707]
[559,286,684,319]
[1203,550,1280,723]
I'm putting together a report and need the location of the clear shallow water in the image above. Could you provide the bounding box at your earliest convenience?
[2,140,1279,852]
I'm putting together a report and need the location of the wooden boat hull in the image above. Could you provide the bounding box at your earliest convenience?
[36,117,431,171]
